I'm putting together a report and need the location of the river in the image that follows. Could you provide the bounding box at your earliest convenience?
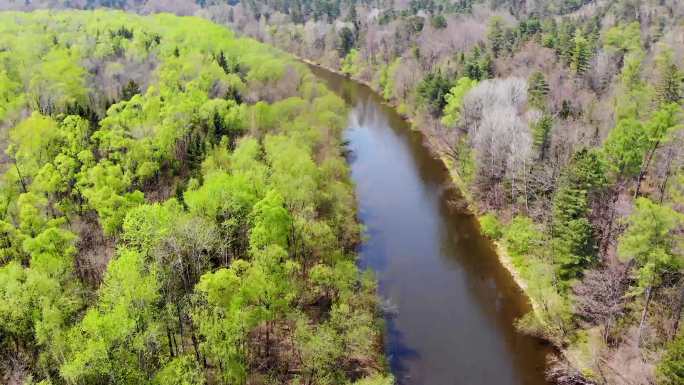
[308,64,552,385]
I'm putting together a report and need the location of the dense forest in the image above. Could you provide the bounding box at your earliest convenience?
[0,11,392,385]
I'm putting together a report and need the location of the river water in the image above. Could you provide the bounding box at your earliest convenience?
[308,65,551,385]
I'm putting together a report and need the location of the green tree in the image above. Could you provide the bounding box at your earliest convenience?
[659,333,684,385]
[487,16,506,57]
[603,21,642,57]
[635,103,682,196]
[249,190,292,253]
[527,71,550,110]
[416,71,452,115]
[153,355,206,385]
[338,26,355,56]
[618,198,682,342]
[532,114,553,160]
[441,77,478,127]
[655,46,682,105]
[603,117,647,177]
[552,149,607,280]
[61,248,160,384]
[571,30,591,74]
[430,14,447,29]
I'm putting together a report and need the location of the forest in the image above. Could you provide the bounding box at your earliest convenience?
[0,10,392,385]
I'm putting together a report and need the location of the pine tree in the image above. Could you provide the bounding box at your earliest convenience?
[655,47,682,105]
[528,71,550,110]
[571,30,591,74]
[552,149,607,280]
[487,16,506,57]
[532,114,553,159]
[121,80,140,101]
[216,50,229,74]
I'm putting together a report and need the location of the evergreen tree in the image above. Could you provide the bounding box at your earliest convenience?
[528,71,550,110]
[571,30,591,74]
[416,70,452,115]
[121,80,141,101]
[552,149,607,281]
[338,26,355,56]
[532,114,553,160]
[655,47,682,105]
[487,16,506,57]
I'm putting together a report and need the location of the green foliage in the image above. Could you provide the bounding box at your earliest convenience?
[488,16,506,57]
[479,213,503,240]
[532,114,553,158]
[503,215,544,259]
[528,71,550,110]
[655,46,682,105]
[28,47,88,115]
[249,190,292,252]
[154,356,206,385]
[0,10,385,384]
[462,46,493,81]
[341,48,360,75]
[441,77,478,127]
[430,14,447,29]
[378,58,400,100]
[659,333,684,385]
[552,149,606,280]
[618,197,682,291]
[61,248,160,384]
[571,30,591,74]
[454,136,475,187]
[603,22,642,56]
[417,70,452,115]
[603,117,647,176]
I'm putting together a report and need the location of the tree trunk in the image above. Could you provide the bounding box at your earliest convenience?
[176,302,185,353]
[167,324,175,357]
[601,185,620,256]
[189,320,202,366]
[637,285,653,347]
[659,146,676,203]
[634,142,660,198]
[13,161,27,193]
[671,283,684,339]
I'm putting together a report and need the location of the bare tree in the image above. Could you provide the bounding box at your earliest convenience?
[574,266,629,342]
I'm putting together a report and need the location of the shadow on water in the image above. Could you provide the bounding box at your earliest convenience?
[385,317,421,385]
[308,64,552,385]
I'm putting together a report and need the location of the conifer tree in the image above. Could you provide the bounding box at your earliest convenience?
[571,30,591,74]
[528,71,550,110]
[487,16,506,57]
[655,47,682,105]
[552,149,607,280]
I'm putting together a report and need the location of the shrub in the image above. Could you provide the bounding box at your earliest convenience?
[479,213,503,240]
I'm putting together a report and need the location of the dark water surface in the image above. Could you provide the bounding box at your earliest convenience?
[308,65,551,385]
